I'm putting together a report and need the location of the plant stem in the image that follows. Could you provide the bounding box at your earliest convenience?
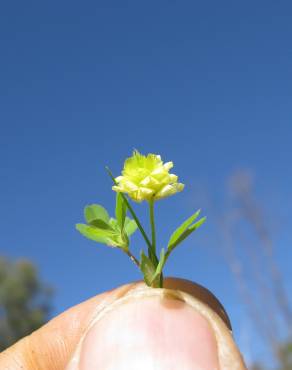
[124,250,140,267]
[149,199,159,266]
[149,199,156,253]
[124,197,152,249]
[159,274,163,288]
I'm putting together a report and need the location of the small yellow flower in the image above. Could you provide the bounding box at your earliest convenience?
[113,151,184,202]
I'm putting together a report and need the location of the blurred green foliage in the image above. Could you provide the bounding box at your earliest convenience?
[277,341,292,370]
[0,257,52,351]
[251,341,292,369]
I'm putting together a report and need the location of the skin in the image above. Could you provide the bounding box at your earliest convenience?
[0,278,246,370]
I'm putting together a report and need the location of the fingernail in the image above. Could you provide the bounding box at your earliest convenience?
[77,295,220,370]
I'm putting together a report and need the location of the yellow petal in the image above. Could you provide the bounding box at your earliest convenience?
[140,176,160,189]
[155,184,175,199]
[115,176,123,182]
[168,174,178,183]
[123,180,139,192]
[163,161,173,171]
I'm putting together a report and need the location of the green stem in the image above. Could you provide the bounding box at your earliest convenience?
[159,273,163,288]
[124,250,140,267]
[149,199,156,253]
[149,199,159,266]
[124,197,152,249]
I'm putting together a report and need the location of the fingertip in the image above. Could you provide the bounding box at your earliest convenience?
[163,277,232,331]
[75,295,220,370]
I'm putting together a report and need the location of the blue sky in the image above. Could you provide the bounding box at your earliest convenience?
[1,0,292,366]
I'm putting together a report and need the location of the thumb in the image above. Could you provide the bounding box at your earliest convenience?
[0,279,246,370]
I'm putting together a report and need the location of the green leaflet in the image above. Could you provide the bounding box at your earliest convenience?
[76,224,128,249]
[76,224,113,245]
[167,216,206,254]
[140,250,156,286]
[88,219,112,229]
[168,209,201,250]
[140,249,165,288]
[84,205,110,227]
[124,217,138,236]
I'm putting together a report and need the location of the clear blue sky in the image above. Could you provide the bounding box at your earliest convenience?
[1,0,292,366]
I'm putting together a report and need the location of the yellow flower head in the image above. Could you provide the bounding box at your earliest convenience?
[113,150,184,202]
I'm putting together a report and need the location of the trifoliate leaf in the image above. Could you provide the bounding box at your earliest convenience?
[115,192,127,229]
[76,223,128,249]
[124,217,138,237]
[167,209,201,250]
[109,233,128,249]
